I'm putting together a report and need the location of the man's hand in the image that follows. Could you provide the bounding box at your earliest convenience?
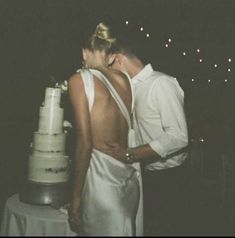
[96,142,128,163]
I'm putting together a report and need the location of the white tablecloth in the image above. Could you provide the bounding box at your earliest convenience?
[0,194,77,236]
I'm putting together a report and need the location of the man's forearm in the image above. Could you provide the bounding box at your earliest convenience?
[131,144,161,162]
[129,142,189,164]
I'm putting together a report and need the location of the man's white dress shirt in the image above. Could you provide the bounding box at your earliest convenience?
[132,64,188,170]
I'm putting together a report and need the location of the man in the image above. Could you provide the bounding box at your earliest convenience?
[101,29,190,235]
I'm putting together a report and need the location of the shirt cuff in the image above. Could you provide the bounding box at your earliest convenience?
[149,140,167,158]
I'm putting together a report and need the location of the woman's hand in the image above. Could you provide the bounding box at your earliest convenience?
[68,199,82,233]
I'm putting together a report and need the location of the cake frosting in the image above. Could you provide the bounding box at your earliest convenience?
[38,106,64,134]
[33,133,66,152]
[28,87,70,183]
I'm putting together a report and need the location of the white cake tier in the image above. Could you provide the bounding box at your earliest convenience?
[32,150,64,158]
[44,87,61,107]
[28,155,70,183]
[38,106,64,134]
[33,132,65,152]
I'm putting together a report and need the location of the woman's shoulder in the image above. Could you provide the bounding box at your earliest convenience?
[67,70,87,89]
[69,68,94,81]
[68,71,82,81]
[108,68,128,80]
[90,67,128,83]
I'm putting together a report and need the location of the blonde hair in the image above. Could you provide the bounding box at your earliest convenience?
[83,22,117,54]
[94,22,116,44]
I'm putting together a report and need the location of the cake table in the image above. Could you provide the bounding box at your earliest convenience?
[1,194,76,236]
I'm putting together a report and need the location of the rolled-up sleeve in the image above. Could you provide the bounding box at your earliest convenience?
[148,76,188,158]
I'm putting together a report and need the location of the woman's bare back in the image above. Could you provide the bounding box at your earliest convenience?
[90,69,132,150]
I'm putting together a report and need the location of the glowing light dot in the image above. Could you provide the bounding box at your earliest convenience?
[125,21,129,25]
[192,79,195,82]
[199,138,204,142]
[214,64,218,68]
[228,68,231,72]
[140,27,144,31]
[146,33,150,38]
[165,44,169,48]
[183,52,186,56]
[225,79,228,82]
[168,38,172,42]
[199,59,203,63]
[208,79,211,83]
[197,49,200,53]
[228,58,232,62]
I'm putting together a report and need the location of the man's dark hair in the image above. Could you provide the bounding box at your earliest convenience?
[110,22,149,64]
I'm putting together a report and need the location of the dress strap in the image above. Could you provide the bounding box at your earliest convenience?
[123,72,134,113]
[77,69,95,112]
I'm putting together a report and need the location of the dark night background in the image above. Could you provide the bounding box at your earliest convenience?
[0,0,235,235]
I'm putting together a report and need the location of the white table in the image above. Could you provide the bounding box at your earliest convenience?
[1,194,77,236]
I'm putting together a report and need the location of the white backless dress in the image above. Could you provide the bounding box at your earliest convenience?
[76,69,143,236]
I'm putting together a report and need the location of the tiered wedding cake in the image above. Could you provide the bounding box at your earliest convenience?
[20,87,71,206]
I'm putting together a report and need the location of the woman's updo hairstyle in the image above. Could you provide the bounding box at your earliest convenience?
[83,22,117,54]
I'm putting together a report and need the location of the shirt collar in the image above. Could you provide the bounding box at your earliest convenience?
[132,64,154,85]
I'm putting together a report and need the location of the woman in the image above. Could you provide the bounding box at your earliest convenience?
[68,22,142,236]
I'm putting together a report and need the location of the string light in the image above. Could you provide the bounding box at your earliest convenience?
[124,21,233,85]
[199,137,204,142]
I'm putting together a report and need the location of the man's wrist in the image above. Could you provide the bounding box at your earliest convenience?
[125,148,136,164]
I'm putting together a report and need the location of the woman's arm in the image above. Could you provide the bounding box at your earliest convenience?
[68,73,93,228]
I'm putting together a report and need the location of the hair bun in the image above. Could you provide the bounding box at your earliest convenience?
[94,22,116,43]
